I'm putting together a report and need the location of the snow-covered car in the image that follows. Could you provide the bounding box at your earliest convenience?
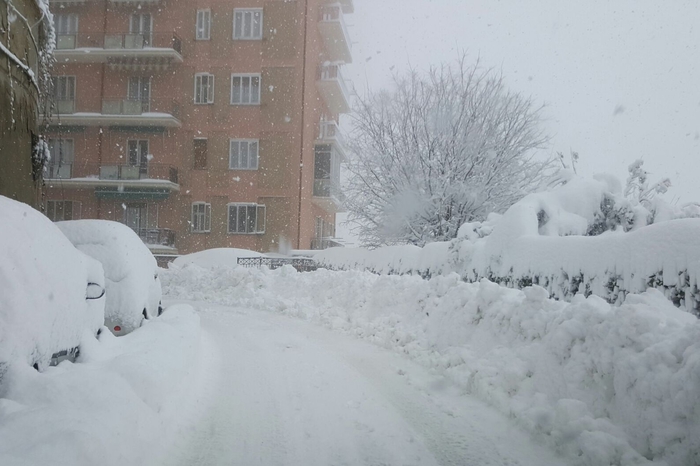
[57,220,163,336]
[0,196,106,378]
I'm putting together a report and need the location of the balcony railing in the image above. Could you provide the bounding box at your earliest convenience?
[101,98,181,118]
[55,32,182,54]
[55,100,76,114]
[311,237,344,250]
[313,178,343,199]
[136,228,175,247]
[317,64,351,113]
[319,4,352,63]
[318,120,344,145]
[45,163,178,184]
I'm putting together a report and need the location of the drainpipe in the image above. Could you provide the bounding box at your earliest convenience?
[296,0,310,249]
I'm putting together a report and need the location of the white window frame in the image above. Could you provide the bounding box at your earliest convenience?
[196,9,211,40]
[46,200,81,222]
[54,14,79,35]
[227,203,266,235]
[229,139,259,170]
[194,73,215,104]
[191,202,212,233]
[230,73,261,105]
[52,76,76,101]
[233,8,263,40]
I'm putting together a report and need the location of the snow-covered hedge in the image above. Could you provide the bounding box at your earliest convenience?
[317,174,700,315]
[162,264,700,466]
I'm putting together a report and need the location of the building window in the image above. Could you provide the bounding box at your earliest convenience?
[196,9,211,40]
[194,138,208,169]
[54,14,78,35]
[229,139,259,170]
[195,73,215,104]
[230,74,260,105]
[130,13,152,45]
[191,202,211,233]
[233,9,263,40]
[227,204,266,234]
[46,200,81,222]
[52,76,75,101]
[127,140,149,177]
[46,138,75,179]
[128,76,151,112]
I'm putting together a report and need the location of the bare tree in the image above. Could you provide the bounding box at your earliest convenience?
[344,56,553,246]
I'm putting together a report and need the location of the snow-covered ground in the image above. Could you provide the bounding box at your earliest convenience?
[162,263,700,466]
[164,302,565,466]
[0,305,202,466]
[2,253,697,465]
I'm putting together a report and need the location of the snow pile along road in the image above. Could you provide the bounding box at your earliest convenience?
[163,264,700,466]
[0,305,202,466]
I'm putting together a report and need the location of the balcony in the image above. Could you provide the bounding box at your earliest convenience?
[50,98,181,128]
[318,4,352,63]
[44,162,180,196]
[49,0,88,6]
[330,0,354,14]
[312,179,345,213]
[317,64,351,114]
[311,237,344,250]
[136,228,175,248]
[54,32,183,69]
[317,118,346,149]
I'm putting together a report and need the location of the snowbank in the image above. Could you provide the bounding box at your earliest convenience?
[172,247,263,269]
[0,305,202,466]
[316,176,700,314]
[162,264,700,466]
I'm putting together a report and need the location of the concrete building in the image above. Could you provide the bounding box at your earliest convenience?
[0,0,52,208]
[44,0,352,255]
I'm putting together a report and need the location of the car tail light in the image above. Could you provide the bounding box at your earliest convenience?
[114,326,122,332]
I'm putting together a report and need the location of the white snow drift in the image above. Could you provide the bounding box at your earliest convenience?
[162,263,700,466]
[316,173,700,313]
[0,305,202,466]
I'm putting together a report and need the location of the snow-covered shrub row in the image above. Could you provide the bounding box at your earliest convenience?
[0,306,203,466]
[162,264,700,466]
[317,174,700,314]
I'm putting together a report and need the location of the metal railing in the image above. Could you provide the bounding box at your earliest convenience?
[137,228,175,247]
[44,162,178,184]
[55,100,76,114]
[101,97,181,118]
[318,64,351,102]
[319,4,352,48]
[237,257,318,272]
[55,32,182,54]
[311,237,343,250]
[318,120,344,145]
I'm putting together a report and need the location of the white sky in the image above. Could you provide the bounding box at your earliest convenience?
[343,0,700,203]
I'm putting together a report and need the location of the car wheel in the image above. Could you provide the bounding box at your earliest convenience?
[158,301,163,316]
[143,308,148,320]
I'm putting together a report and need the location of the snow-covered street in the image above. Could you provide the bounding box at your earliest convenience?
[166,302,564,466]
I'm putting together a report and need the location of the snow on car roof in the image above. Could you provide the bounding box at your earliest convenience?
[56,220,157,283]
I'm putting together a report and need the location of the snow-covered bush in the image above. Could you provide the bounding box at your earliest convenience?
[319,171,700,314]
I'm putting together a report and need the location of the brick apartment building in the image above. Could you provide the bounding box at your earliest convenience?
[44,0,352,256]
